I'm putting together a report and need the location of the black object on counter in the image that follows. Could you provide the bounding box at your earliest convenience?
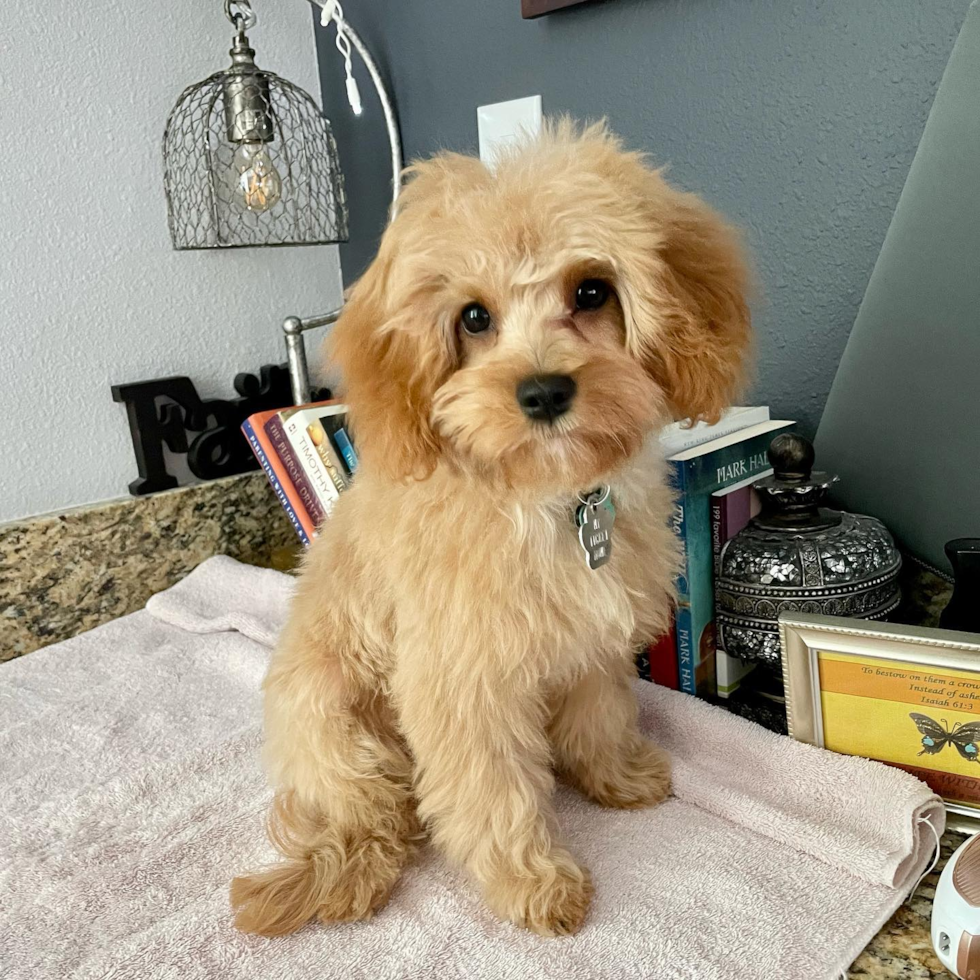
[940,538,980,633]
[111,365,329,495]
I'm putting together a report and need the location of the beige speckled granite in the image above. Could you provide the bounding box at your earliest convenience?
[894,558,955,629]
[849,830,967,979]
[0,472,302,660]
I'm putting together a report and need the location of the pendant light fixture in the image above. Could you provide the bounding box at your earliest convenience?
[163,0,348,250]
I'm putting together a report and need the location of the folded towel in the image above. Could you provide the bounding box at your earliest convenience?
[0,556,944,980]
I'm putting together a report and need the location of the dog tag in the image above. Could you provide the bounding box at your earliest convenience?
[576,487,615,571]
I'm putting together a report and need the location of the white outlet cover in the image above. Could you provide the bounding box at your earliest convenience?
[477,95,543,167]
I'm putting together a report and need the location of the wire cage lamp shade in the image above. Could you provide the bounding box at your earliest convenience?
[163,1,348,250]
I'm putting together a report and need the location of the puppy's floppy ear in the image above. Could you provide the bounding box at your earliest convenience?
[329,257,449,482]
[619,177,751,424]
[329,155,484,480]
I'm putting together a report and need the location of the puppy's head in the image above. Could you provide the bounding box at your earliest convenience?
[330,121,750,493]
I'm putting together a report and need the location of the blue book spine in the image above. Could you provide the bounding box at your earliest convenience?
[332,427,358,474]
[669,462,700,694]
[675,605,695,694]
[669,424,794,695]
[671,493,690,602]
[676,428,789,497]
[241,420,310,547]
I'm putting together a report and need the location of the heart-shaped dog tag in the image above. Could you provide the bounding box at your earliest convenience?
[576,488,615,571]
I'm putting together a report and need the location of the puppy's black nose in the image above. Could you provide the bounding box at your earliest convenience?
[516,374,577,422]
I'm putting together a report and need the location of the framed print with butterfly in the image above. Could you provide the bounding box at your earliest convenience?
[780,614,980,833]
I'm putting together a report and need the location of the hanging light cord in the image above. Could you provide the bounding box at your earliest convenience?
[308,0,402,212]
[320,1,362,117]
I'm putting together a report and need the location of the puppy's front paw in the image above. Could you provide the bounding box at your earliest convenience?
[485,852,593,937]
[576,737,671,809]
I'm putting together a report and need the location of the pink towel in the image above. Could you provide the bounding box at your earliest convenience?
[0,556,944,980]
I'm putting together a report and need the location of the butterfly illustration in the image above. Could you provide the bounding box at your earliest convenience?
[909,712,980,761]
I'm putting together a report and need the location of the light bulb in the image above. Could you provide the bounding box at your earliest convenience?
[230,142,282,213]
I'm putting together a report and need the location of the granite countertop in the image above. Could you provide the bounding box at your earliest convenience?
[851,830,966,978]
[1,480,968,977]
[0,472,300,660]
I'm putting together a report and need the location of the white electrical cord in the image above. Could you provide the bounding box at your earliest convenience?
[320,0,362,116]
[306,0,403,211]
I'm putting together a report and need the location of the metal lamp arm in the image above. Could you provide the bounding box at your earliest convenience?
[283,3,403,406]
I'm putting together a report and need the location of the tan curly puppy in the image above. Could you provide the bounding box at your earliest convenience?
[231,121,750,939]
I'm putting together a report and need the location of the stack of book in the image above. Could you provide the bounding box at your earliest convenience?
[241,400,357,546]
[638,407,794,699]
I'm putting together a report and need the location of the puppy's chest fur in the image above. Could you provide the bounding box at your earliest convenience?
[347,450,678,681]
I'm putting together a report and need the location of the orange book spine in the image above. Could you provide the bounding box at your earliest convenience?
[247,409,318,540]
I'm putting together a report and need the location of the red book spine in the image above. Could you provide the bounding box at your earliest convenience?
[647,613,679,690]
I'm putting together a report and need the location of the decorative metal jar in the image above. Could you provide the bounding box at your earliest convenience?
[716,432,902,668]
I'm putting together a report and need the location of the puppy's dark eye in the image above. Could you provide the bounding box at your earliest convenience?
[460,302,492,335]
[575,279,610,311]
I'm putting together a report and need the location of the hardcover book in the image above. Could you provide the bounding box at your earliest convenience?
[280,404,345,506]
[263,414,326,528]
[646,613,679,690]
[658,405,770,457]
[710,473,768,698]
[241,417,311,546]
[670,420,793,696]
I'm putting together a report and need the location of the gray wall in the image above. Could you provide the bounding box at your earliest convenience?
[314,0,970,433]
[0,0,341,523]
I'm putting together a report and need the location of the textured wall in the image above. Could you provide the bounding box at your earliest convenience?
[816,1,980,572]
[0,0,342,523]
[315,0,970,434]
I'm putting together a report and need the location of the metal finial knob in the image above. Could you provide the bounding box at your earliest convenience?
[751,431,841,531]
[768,432,815,484]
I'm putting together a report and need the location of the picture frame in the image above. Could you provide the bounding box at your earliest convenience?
[521,0,591,19]
[780,613,980,833]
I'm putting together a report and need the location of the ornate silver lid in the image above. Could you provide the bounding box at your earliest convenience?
[716,433,902,667]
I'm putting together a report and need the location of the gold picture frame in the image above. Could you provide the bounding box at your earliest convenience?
[780,613,980,834]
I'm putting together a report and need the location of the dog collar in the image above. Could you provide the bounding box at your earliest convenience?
[575,486,615,571]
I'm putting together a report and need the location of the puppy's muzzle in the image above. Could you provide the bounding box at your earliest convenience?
[516,374,577,423]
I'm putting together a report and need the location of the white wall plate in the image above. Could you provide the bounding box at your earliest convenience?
[477,95,543,167]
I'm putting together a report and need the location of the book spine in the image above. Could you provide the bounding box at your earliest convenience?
[241,420,310,547]
[712,490,733,697]
[711,497,727,579]
[647,615,679,690]
[332,427,359,474]
[264,415,325,527]
[314,431,349,492]
[681,424,792,497]
[286,414,343,502]
[676,605,695,695]
[249,417,317,540]
[284,418,344,502]
[670,461,697,693]
[669,461,691,603]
